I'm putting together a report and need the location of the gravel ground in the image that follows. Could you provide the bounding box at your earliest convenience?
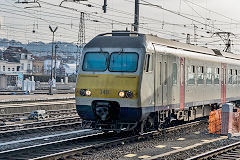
[68,121,239,160]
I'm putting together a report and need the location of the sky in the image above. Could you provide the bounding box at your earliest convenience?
[1,0,240,52]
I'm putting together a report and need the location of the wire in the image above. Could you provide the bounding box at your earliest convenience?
[140,0,223,32]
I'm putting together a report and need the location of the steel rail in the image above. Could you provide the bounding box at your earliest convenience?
[0,117,81,133]
[0,131,104,159]
[186,141,240,160]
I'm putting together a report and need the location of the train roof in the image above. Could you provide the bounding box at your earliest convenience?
[85,31,240,61]
[84,32,146,49]
[145,34,240,61]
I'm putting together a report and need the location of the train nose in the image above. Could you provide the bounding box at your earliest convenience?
[95,106,109,121]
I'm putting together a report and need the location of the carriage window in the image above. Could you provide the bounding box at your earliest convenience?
[197,66,204,84]
[159,62,162,85]
[187,65,195,85]
[109,52,138,72]
[214,67,220,84]
[82,52,108,71]
[172,63,177,85]
[206,67,212,85]
[233,69,237,84]
[144,54,153,72]
[164,62,167,85]
[238,70,240,85]
[228,69,233,84]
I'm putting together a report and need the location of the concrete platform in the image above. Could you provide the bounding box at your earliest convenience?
[0,94,76,115]
[0,93,75,103]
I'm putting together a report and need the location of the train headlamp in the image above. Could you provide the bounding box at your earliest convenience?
[118,91,125,98]
[80,89,91,96]
[85,90,91,96]
[125,91,133,98]
[80,89,86,96]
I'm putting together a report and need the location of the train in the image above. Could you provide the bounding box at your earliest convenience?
[75,31,240,133]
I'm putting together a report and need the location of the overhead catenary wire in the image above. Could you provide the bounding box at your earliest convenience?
[1,0,240,52]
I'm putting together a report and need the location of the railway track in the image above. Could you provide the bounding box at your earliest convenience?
[0,130,104,159]
[0,117,82,138]
[187,140,240,160]
[0,108,77,122]
[0,120,206,159]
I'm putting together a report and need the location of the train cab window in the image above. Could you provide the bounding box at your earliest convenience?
[228,69,233,84]
[206,67,212,85]
[187,65,195,85]
[197,66,204,84]
[172,63,177,85]
[214,67,220,85]
[144,54,153,72]
[82,52,109,71]
[109,52,138,72]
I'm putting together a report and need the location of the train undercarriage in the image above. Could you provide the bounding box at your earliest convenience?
[80,102,219,134]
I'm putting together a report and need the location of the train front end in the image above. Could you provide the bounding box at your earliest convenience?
[75,32,145,132]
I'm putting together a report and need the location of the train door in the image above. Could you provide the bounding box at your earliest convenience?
[155,54,162,106]
[162,55,168,106]
[155,54,168,106]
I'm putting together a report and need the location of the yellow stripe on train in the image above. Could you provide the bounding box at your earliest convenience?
[75,74,139,99]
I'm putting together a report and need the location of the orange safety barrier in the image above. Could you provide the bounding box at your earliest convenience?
[209,105,240,136]
[208,109,222,134]
[232,109,240,133]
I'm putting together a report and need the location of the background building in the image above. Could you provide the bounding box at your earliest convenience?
[3,46,33,74]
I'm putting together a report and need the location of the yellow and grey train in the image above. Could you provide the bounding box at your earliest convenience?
[75,31,240,133]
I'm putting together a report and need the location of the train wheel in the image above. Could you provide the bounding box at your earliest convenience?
[138,116,155,134]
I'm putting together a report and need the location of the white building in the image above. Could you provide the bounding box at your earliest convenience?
[20,52,33,74]
[2,46,33,75]
[63,63,76,76]
[0,60,21,74]
[43,59,61,75]
[0,60,23,89]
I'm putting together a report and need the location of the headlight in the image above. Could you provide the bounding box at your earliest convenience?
[80,89,91,96]
[118,91,125,98]
[126,91,133,98]
[85,90,91,96]
[80,89,86,96]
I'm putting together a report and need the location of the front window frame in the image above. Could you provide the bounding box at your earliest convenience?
[109,52,139,72]
[82,51,139,72]
[82,52,109,72]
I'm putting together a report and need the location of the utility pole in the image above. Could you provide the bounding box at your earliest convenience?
[54,44,59,80]
[76,12,85,74]
[213,32,234,52]
[48,25,58,95]
[102,0,107,13]
[134,0,139,32]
